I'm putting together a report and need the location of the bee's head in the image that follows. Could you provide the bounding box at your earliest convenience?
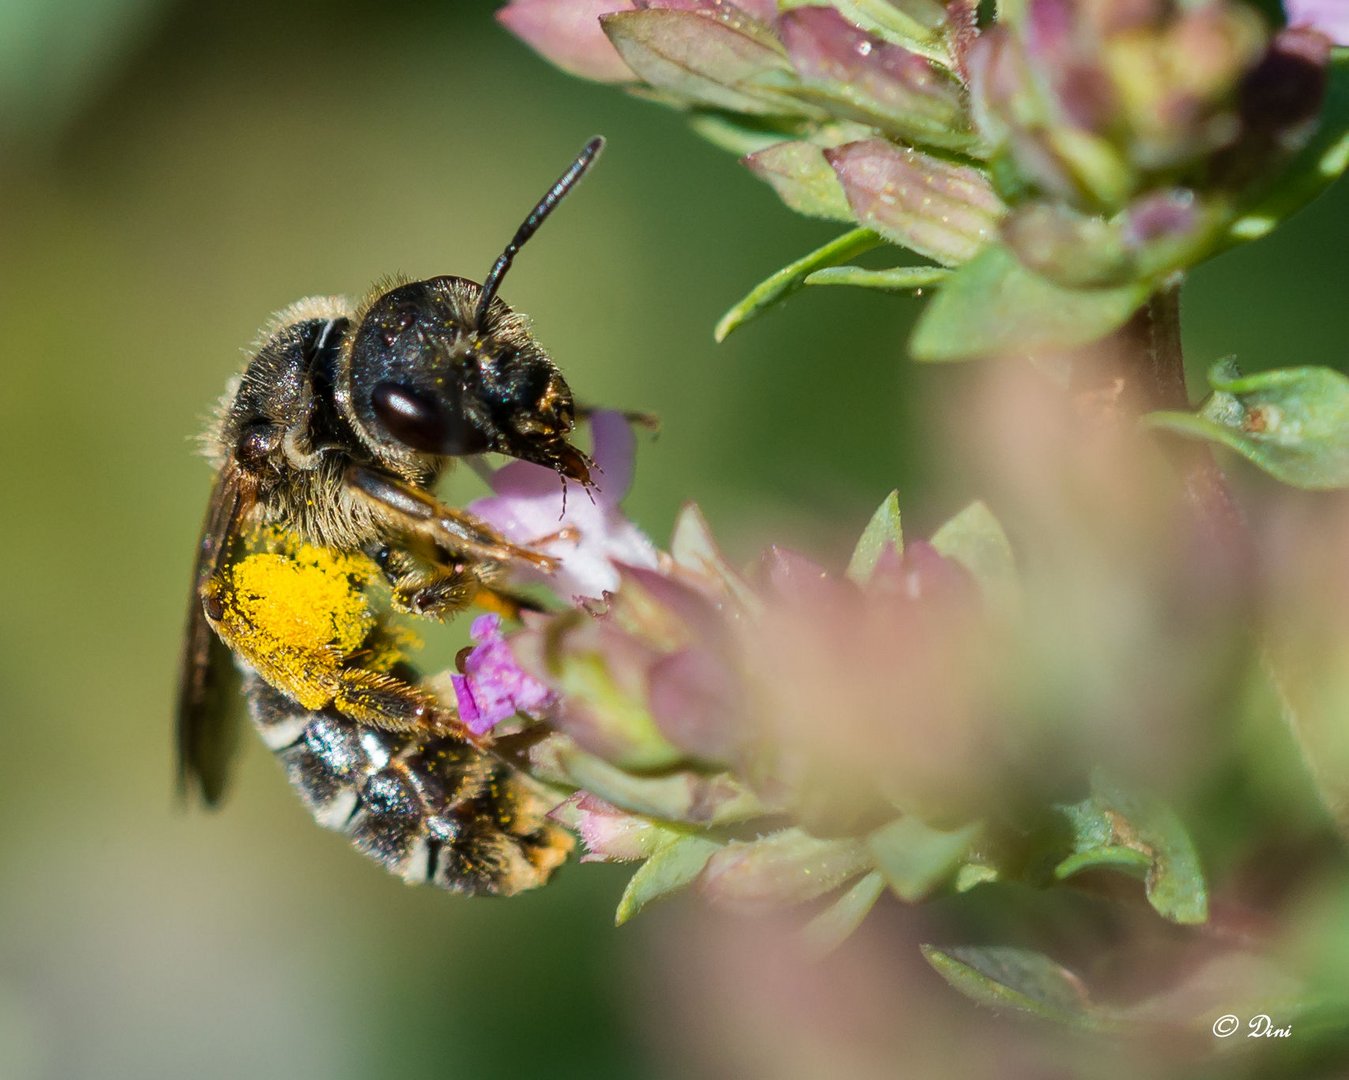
[344,136,603,486]
[346,276,590,484]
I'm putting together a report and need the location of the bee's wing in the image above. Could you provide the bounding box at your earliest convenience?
[176,466,254,806]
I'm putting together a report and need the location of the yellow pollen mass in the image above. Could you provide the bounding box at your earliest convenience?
[228,545,376,655]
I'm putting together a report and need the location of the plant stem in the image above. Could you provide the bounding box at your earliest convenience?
[1142,284,1190,413]
[1143,283,1246,547]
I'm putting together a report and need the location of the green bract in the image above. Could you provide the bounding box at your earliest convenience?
[1148,358,1349,489]
[1056,770,1209,926]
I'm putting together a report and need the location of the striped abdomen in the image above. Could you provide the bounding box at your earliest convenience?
[242,667,573,895]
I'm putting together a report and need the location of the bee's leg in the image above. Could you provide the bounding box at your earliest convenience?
[204,568,472,742]
[333,668,476,742]
[575,404,660,431]
[370,544,545,622]
[345,465,558,571]
[394,567,479,619]
[398,570,542,621]
[387,558,481,621]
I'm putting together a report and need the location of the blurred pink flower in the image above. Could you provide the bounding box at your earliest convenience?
[450,614,556,735]
[1285,0,1349,44]
[505,472,995,829]
[470,410,660,601]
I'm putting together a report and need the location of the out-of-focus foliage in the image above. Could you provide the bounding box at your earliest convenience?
[0,0,171,149]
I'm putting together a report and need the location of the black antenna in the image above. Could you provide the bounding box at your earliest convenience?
[474,136,605,329]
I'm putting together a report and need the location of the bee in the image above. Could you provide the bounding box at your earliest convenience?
[177,138,611,895]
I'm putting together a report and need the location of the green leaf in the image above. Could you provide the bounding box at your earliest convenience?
[866,816,981,902]
[845,490,904,584]
[1147,359,1349,490]
[911,245,1149,362]
[927,945,1313,1036]
[714,227,882,341]
[1056,770,1208,925]
[930,501,1019,619]
[1227,49,1349,245]
[615,834,722,924]
[688,113,873,159]
[802,871,887,954]
[805,265,951,291]
[921,946,1111,1030]
[700,827,871,907]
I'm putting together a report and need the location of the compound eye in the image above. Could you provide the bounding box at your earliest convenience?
[370,381,487,456]
[371,382,449,452]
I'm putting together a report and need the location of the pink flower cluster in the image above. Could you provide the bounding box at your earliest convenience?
[454,412,999,834]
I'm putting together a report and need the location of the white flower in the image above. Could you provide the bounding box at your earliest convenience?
[470,410,659,601]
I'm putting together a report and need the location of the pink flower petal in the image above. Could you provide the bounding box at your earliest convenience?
[1286,0,1349,45]
[451,614,555,735]
[760,545,832,597]
[572,794,664,862]
[601,7,796,115]
[470,411,659,600]
[497,0,637,82]
[647,646,740,761]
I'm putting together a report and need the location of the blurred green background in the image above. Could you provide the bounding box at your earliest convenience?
[0,1,1346,1077]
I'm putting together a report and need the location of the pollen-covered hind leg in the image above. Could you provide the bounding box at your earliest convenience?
[201,551,465,741]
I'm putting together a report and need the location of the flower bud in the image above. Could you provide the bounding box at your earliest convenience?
[497,0,636,82]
